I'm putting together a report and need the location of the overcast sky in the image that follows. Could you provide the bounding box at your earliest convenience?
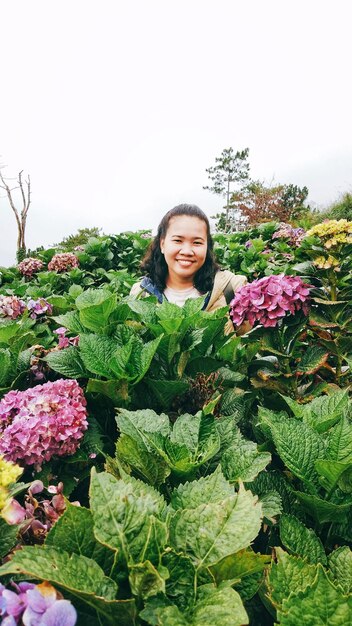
[1,0,351,266]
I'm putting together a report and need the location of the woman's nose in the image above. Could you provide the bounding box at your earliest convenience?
[179,243,194,255]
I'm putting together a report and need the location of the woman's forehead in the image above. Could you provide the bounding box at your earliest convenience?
[166,215,207,238]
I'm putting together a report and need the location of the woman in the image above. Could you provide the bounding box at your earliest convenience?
[130,204,247,331]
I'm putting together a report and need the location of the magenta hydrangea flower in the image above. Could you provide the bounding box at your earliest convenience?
[27,298,53,319]
[0,295,26,320]
[272,222,306,247]
[53,327,79,349]
[0,379,88,468]
[17,257,44,277]
[48,253,79,273]
[230,274,311,328]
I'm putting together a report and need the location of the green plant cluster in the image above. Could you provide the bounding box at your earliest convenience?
[0,223,352,625]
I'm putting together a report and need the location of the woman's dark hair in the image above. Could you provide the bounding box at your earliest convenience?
[141,204,219,293]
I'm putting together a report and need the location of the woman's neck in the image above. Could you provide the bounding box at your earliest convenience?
[165,275,194,290]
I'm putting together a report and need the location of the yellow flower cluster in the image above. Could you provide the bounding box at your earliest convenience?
[313,255,340,270]
[0,456,23,511]
[307,219,352,249]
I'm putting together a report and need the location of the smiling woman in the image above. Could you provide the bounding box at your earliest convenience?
[130,204,247,326]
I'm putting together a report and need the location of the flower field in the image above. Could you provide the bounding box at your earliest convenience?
[0,220,351,625]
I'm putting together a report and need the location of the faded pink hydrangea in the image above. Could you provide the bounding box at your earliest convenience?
[0,295,26,319]
[230,274,311,328]
[53,327,79,349]
[0,379,88,468]
[48,253,79,273]
[272,222,306,247]
[17,257,44,277]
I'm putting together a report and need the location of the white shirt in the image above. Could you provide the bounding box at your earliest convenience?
[163,285,202,307]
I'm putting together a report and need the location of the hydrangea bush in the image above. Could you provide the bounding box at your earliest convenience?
[230,274,311,328]
[17,257,44,277]
[307,218,352,249]
[0,379,88,468]
[272,222,306,247]
[48,253,79,273]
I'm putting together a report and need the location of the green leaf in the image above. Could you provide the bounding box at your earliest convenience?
[171,467,234,510]
[326,416,352,463]
[293,490,352,524]
[79,334,116,377]
[129,560,166,599]
[169,484,262,568]
[0,544,117,598]
[116,407,171,438]
[295,345,329,374]
[45,502,114,574]
[0,517,18,558]
[315,459,352,493]
[144,378,190,409]
[76,288,117,332]
[279,514,327,565]
[0,321,20,343]
[277,565,352,625]
[170,412,220,463]
[53,311,86,333]
[266,547,318,610]
[263,414,325,493]
[161,550,196,612]
[191,584,248,626]
[249,470,296,514]
[209,548,271,586]
[301,390,350,433]
[259,490,283,521]
[89,469,167,568]
[221,429,271,483]
[328,546,352,594]
[45,346,88,378]
[0,348,11,386]
[116,435,170,487]
[86,378,130,404]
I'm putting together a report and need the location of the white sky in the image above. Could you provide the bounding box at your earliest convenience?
[1,0,351,266]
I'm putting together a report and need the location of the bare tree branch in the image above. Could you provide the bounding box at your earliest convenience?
[0,166,31,257]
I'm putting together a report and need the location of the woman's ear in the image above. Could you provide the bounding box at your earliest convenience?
[160,238,164,254]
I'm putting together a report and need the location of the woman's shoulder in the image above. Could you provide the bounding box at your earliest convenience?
[214,269,247,291]
[130,281,143,296]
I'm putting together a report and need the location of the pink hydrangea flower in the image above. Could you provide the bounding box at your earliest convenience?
[27,298,53,319]
[17,257,44,277]
[48,253,79,273]
[53,327,79,349]
[230,274,311,328]
[0,295,26,320]
[0,379,88,468]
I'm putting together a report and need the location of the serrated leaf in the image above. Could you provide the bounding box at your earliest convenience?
[264,414,325,493]
[0,544,117,598]
[89,470,167,570]
[171,467,234,510]
[169,484,262,569]
[53,311,88,334]
[328,546,352,594]
[0,517,18,558]
[266,547,318,609]
[209,547,271,585]
[76,288,117,332]
[315,459,352,493]
[0,348,11,386]
[249,470,296,514]
[79,334,116,377]
[296,345,329,374]
[260,490,283,521]
[279,514,327,565]
[301,390,350,433]
[162,550,196,612]
[45,346,88,378]
[116,434,170,487]
[293,490,352,524]
[129,560,166,599]
[46,502,114,574]
[145,379,190,409]
[326,416,352,463]
[278,565,352,625]
[221,429,271,483]
[0,321,21,343]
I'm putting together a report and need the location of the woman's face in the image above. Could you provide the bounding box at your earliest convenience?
[160,215,208,285]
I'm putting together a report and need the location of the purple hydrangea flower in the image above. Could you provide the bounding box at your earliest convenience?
[272,222,306,247]
[0,379,88,468]
[27,298,53,319]
[230,274,311,328]
[0,582,76,626]
[53,327,79,349]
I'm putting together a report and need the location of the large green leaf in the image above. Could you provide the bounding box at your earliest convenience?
[266,547,318,610]
[293,490,352,524]
[169,484,262,569]
[277,565,352,625]
[171,467,234,510]
[76,288,117,332]
[328,546,352,594]
[144,378,190,409]
[209,547,271,586]
[221,428,271,483]
[249,470,296,514]
[0,545,117,598]
[0,321,21,343]
[116,434,170,487]
[45,346,88,378]
[161,550,196,612]
[301,390,350,433]
[326,416,352,463]
[46,502,114,574]
[0,517,18,558]
[79,334,117,377]
[0,348,11,386]
[109,336,162,383]
[129,560,166,599]
[86,378,129,404]
[315,459,352,493]
[89,470,167,569]
[53,311,86,334]
[279,514,327,565]
[262,414,325,493]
